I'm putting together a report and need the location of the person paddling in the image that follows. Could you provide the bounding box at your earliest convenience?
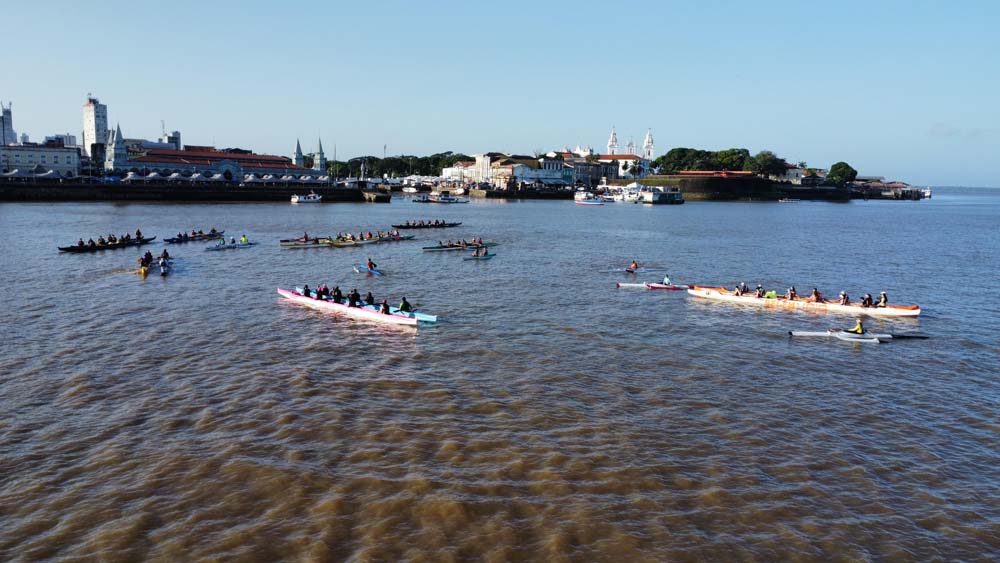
[846,319,865,334]
[379,299,391,314]
[366,258,377,271]
[364,291,375,306]
[239,234,248,244]
[838,291,849,306]
[876,291,888,308]
[628,260,639,272]
[398,297,412,312]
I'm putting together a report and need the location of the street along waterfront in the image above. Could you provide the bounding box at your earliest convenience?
[1,189,997,560]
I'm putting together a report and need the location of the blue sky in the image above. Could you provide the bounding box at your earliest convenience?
[2,0,997,186]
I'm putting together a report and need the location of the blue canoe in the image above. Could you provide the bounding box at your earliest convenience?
[354,265,384,276]
[463,254,496,261]
[295,287,436,322]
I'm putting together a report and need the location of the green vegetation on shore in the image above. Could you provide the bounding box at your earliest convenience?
[305,152,473,179]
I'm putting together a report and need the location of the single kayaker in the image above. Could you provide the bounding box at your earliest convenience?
[876,291,888,308]
[663,275,672,285]
[838,291,849,306]
[239,234,248,244]
[366,258,377,271]
[786,286,797,300]
[755,284,765,298]
[810,288,823,302]
[364,292,375,306]
[629,261,639,271]
[846,319,865,334]
[379,299,391,314]
[398,297,412,312]
[332,286,343,304]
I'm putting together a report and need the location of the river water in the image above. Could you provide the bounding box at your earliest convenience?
[1,188,997,561]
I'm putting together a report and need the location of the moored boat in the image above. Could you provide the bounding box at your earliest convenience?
[687,286,921,317]
[291,192,322,204]
[277,288,419,326]
[59,236,157,253]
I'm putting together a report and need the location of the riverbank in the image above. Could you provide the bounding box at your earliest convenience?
[0,179,391,202]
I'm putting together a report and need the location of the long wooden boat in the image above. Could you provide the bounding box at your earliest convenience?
[392,222,462,229]
[277,288,418,326]
[280,239,335,248]
[422,242,497,252]
[164,231,224,243]
[59,236,157,253]
[687,286,921,317]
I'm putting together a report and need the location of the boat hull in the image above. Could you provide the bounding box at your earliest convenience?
[205,242,257,251]
[616,282,689,290]
[392,222,462,229]
[278,288,417,326]
[687,286,921,317]
[59,236,157,253]
[296,287,437,322]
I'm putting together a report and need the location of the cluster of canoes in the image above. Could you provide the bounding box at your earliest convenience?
[136,249,173,277]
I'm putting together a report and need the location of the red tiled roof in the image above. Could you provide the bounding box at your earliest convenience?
[144,147,292,162]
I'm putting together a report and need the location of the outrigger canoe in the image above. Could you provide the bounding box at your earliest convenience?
[789,330,928,341]
[616,282,689,290]
[164,231,223,243]
[392,222,462,229]
[278,288,419,326]
[463,254,495,261]
[422,242,497,252]
[205,242,257,251]
[60,236,157,253]
[688,286,921,317]
[296,287,437,322]
[281,239,335,248]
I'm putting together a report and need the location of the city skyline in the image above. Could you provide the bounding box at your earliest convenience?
[2,0,998,186]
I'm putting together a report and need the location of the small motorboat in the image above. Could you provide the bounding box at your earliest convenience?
[291,192,322,204]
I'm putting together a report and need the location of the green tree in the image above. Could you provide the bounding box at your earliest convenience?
[826,161,858,186]
[747,150,788,178]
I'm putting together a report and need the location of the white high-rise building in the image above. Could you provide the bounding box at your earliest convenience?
[606,126,618,155]
[1,101,15,146]
[82,96,108,158]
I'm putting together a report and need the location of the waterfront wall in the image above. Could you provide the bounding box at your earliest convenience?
[0,179,385,203]
[633,176,850,202]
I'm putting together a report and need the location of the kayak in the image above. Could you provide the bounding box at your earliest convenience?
[164,231,223,243]
[789,330,928,340]
[277,288,418,326]
[463,254,495,261]
[60,236,157,253]
[688,286,921,317]
[296,287,437,322]
[392,222,462,229]
[616,282,689,290]
[160,261,172,277]
[205,242,257,251]
[623,267,665,274]
[422,242,496,252]
[354,265,384,276]
[835,331,883,344]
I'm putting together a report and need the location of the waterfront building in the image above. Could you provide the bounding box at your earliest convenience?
[293,139,304,168]
[0,138,82,177]
[1,101,16,146]
[20,133,29,144]
[82,96,108,161]
[441,160,477,182]
[607,126,618,155]
[105,125,322,181]
[643,129,655,160]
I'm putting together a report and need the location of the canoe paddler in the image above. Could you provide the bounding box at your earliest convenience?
[810,287,823,302]
[135,228,143,239]
[366,258,377,271]
[398,297,412,312]
[160,249,170,259]
[876,291,888,308]
[861,293,873,307]
[663,275,672,285]
[364,292,375,306]
[629,261,639,271]
[239,234,248,244]
[786,286,797,300]
[846,319,865,334]
[838,291,849,306]
[755,284,765,298]
[332,286,343,304]
[76,238,84,247]
[379,299,391,314]
[302,284,311,297]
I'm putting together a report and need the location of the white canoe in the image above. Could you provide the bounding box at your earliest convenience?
[687,286,921,317]
[790,330,892,341]
[616,282,689,290]
[277,288,418,326]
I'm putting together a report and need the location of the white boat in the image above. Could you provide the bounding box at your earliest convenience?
[574,190,604,205]
[402,186,418,193]
[277,288,419,326]
[291,192,322,204]
[638,185,684,204]
[688,286,921,317]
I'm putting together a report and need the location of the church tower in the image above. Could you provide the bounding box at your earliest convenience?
[293,139,304,167]
[314,138,326,172]
[606,126,618,155]
[104,123,128,172]
[625,138,636,155]
[643,129,655,160]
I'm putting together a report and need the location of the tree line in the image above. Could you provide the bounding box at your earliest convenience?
[304,152,474,179]
[652,147,857,186]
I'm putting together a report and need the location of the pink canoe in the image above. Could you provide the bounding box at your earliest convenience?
[277,288,418,326]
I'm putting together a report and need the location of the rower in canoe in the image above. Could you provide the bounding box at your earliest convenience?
[810,287,824,303]
[364,291,375,306]
[846,319,866,334]
[380,299,391,314]
[876,292,888,308]
[398,297,412,312]
[838,291,849,306]
[786,286,798,300]
[860,293,874,307]
[755,284,765,298]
